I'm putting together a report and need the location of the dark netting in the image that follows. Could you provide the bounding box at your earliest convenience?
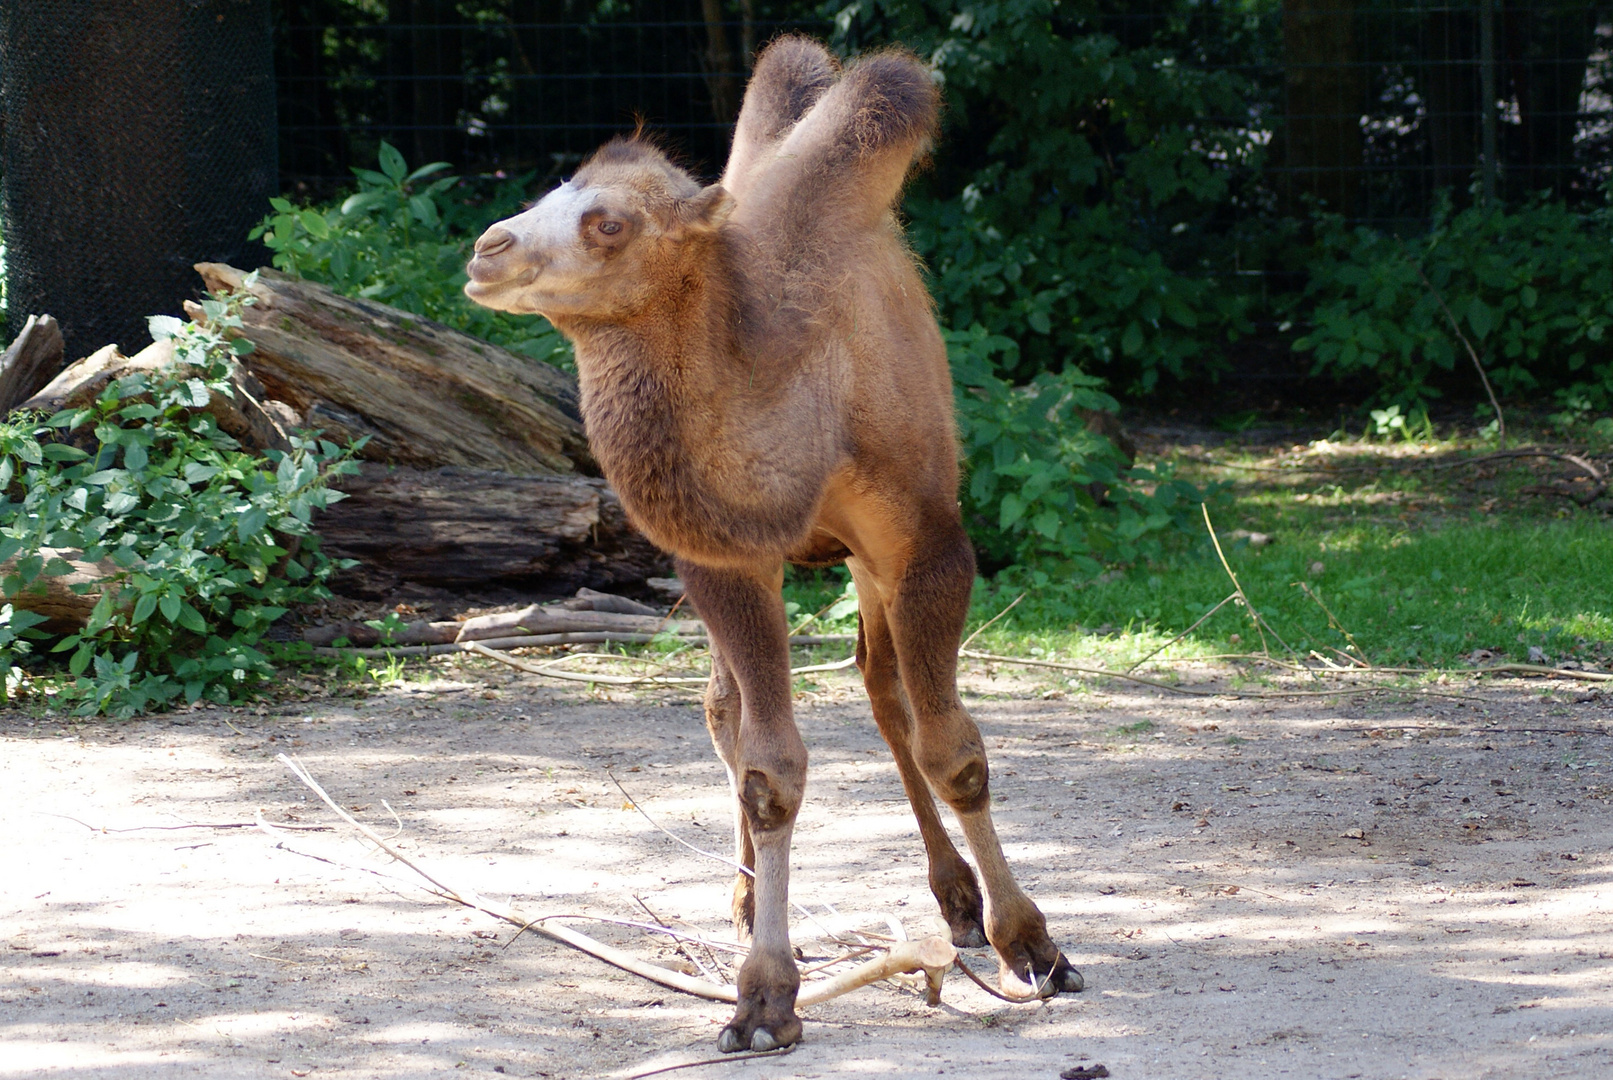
[0,0,277,361]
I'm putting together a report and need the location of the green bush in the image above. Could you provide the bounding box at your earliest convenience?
[948,324,1216,577]
[0,281,358,716]
[832,0,1263,394]
[1292,194,1613,411]
[252,142,571,368]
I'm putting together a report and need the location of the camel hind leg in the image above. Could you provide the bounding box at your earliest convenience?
[702,642,757,939]
[847,559,987,948]
[879,524,1084,996]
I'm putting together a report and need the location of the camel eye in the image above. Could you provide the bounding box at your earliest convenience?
[597,220,622,236]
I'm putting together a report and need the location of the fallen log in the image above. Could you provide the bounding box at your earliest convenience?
[0,313,65,412]
[17,338,293,453]
[192,263,592,475]
[314,463,669,597]
[0,548,126,634]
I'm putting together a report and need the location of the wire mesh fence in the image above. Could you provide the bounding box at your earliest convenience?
[273,1,1613,225]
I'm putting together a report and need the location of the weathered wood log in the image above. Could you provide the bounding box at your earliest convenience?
[17,338,293,453]
[0,548,126,634]
[0,314,65,412]
[314,464,669,597]
[193,263,593,475]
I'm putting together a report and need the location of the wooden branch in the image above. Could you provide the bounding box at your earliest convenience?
[272,753,958,1010]
[194,263,591,476]
[796,937,956,1008]
[0,313,65,412]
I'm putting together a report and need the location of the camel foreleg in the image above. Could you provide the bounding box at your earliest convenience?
[679,557,808,1053]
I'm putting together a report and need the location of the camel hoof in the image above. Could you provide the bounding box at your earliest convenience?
[950,921,988,949]
[717,1023,797,1054]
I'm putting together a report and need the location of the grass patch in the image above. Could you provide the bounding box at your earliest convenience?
[947,429,1611,672]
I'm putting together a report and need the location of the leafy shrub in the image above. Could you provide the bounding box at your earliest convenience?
[948,324,1216,578]
[0,282,358,716]
[252,142,571,367]
[1292,195,1613,411]
[832,0,1264,394]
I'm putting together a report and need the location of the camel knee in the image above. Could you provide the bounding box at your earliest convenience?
[739,765,804,833]
[917,734,989,814]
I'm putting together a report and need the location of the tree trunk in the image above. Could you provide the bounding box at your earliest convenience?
[1423,6,1480,200]
[1280,0,1366,217]
[1501,0,1597,200]
[314,464,669,597]
[193,263,593,475]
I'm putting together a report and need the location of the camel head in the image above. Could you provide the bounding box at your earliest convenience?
[464,139,733,321]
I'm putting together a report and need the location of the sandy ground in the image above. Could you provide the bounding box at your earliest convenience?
[4,658,1612,1080]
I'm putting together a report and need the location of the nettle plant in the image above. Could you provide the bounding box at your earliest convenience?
[252,141,571,368]
[0,280,359,717]
[947,324,1213,579]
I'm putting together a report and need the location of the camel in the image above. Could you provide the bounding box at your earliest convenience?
[464,37,1083,1053]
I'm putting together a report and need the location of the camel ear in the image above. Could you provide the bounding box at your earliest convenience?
[673,184,734,235]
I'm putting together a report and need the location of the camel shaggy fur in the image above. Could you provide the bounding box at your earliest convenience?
[465,36,1083,1052]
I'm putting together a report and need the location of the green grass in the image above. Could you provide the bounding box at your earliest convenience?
[965,518,1613,669]
[786,428,1613,673]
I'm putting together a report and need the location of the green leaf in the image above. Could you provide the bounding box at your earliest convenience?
[159,593,181,623]
[1467,297,1497,340]
[378,141,408,183]
[299,210,331,239]
[41,443,89,462]
[177,603,208,634]
[124,441,148,472]
[133,593,158,624]
[1120,322,1145,356]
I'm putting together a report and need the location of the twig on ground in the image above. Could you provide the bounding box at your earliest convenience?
[271,755,959,1009]
[1293,581,1369,665]
[606,769,841,941]
[960,592,1026,652]
[44,813,331,833]
[1418,264,1505,447]
[623,1047,795,1080]
[959,649,1494,702]
[633,894,728,986]
[319,632,857,661]
[1125,593,1237,673]
[1202,505,1301,663]
[950,954,1055,1003]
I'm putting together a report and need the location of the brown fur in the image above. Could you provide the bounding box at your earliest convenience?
[465,37,1081,1052]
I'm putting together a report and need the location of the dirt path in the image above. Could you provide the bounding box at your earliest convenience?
[4,660,1611,1079]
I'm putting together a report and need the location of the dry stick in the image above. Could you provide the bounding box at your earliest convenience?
[1418,264,1505,447]
[45,812,332,833]
[960,592,1028,652]
[606,769,841,942]
[1201,505,1310,668]
[275,753,958,1009]
[1174,448,1608,496]
[319,632,856,661]
[623,1047,795,1080]
[1124,592,1238,674]
[958,650,1494,703]
[634,894,727,986]
[950,954,1056,1004]
[1292,581,1369,666]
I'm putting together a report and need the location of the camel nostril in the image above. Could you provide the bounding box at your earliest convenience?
[474,227,515,257]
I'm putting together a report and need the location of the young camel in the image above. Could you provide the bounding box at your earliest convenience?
[464,37,1083,1052]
